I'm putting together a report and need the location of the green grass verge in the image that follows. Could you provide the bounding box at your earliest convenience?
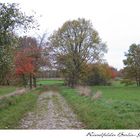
[0,88,41,129]
[0,86,16,96]
[60,86,140,129]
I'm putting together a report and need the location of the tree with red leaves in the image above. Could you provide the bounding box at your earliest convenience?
[15,36,49,89]
[109,67,118,79]
[15,51,35,89]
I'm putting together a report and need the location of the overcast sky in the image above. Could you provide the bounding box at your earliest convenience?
[2,0,140,69]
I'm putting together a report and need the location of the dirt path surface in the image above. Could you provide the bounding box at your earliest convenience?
[18,91,84,129]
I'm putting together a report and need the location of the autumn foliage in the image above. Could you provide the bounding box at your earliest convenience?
[109,67,118,79]
[14,44,42,88]
[15,51,34,75]
[85,63,118,86]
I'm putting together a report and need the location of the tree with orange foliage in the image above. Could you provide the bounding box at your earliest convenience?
[109,67,118,79]
[15,36,49,88]
[86,63,112,86]
[15,51,35,89]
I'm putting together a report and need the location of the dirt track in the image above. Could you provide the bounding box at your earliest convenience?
[18,91,84,129]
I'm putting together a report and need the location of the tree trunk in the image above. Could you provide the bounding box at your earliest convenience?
[6,79,10,85]
[33,75,37,87]
[29,73,32,89]
[71,73,77,88]
[138,78,140,86]
[22,74,27,88]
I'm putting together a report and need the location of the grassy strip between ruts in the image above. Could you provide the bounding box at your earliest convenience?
[0,87,43,129]
[60,86,140,129]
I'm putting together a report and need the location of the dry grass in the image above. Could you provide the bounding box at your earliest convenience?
[91,91,102,100]
[76,86,92,97]
[76,85,102,101]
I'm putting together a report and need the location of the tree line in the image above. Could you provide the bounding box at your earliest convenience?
[0,3,139,88]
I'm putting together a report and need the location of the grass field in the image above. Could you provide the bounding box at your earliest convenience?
[37,79,64,86]
[1,79,140,129]
[0,88,43,129]
[38,79,140,129]
[0,86,16,96]
[93,86,140,102]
